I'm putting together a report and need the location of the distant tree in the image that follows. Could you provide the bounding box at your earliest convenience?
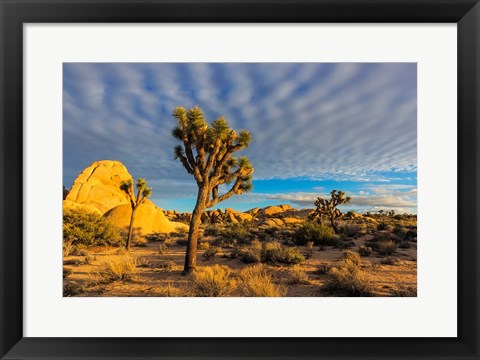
[309,190,351,234]
[171,106,253,275]
[120,178,152,250]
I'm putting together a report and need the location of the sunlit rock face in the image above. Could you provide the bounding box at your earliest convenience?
[64,160,188,234]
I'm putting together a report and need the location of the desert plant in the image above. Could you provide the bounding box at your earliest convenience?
[202,246,219,261]
[63,281,83,297]
[262,241,305,265]
[377,240,397,256]
[289,265,310,285]
[237,265,286,297]
[220,223,251,243]
[239,240,263,263]
[308,190,351,234]
[381,256,399,265]
[191,264,235,297]
[358,245,373,257]
[145,232,168,242]
[341,250,362,266]
[293,222,340,246]
[157,283,183,297]
[63,267,72,279]
[157,243,168,255]
[326,258,372,296]
[97,253,138,283]
[171,106,253,274]
[63,240,75,257]
[63,208,122,247]
[377,222,389,231]
[120,178,152,250]
[342,224,365,237]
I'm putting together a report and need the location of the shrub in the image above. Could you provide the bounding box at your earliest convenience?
[199,242,210,251]
[342,224,366,237]
[202,247,219,262]
[262,242,305,265]
[191,265,235,297]
[358,246,373,257]
[325,258,373,296]
[157,283,183,297]
[377,222,389,231]
[239,240,263,264]
[63,240,75,257]
[317,262,332,274]
[237,265,286,297]
[158,260,175,270]
[341,250,362,266]
[63,208,122,247]
[289,265,310,285]
[220,223,251,244]
[63,281,84,297]
[377,240,396,256]
[97,253,138,283]
[144,232,168,242]
[157,243,168,255]
[381,256,399,265]
[293,222,340,246]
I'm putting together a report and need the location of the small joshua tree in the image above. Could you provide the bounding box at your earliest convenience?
[171,106,253,275]
[120,178,152,250]
[309,190,351,234]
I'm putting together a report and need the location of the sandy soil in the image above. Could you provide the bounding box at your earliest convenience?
[64,233,417,297]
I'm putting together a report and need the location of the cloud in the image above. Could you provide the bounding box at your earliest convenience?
[63,63,417,202]
[263,184,417,213]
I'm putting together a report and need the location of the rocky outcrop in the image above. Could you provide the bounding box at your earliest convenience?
[104,203,187,235]
[260,204,291,217]
[64,160,187,234]
[64,160,132,215]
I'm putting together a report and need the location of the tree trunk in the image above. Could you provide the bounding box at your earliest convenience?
[182,186,208,275]
[126,206,137,250]
[330,217,338,234]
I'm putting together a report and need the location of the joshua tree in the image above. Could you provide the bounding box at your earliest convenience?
[309,190,351,234]
[120,178,152,250]
[171,106,253,275]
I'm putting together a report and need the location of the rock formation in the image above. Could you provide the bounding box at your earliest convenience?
[64,160,187,234]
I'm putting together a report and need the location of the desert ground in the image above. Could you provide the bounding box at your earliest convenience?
[63,208,417,297]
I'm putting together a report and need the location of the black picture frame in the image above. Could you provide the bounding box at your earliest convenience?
[1,1,479,359]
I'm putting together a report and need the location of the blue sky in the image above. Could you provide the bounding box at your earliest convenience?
[63,63,417,214]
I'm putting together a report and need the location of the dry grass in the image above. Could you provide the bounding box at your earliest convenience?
[191,264,235,297]
[377,240,397,256]
[237,264,287,297]
[289,265,310,285]
[157,283,184,297]
[326,258,373,296]
[96,253,138,283]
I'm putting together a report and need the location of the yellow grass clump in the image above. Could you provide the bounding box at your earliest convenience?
[238,264,287,297]
[327,257,372,296]
[191,264,235,297]
[97,253,138,283]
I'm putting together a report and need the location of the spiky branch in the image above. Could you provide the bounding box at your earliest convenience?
[120,178,152,250]
[309,190,351,234]
[172,106,253,274]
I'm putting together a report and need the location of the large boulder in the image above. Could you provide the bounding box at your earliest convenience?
[64,160,187,234]
[261,204,291,217]
[104,203,187,235]
[65,160,132,215]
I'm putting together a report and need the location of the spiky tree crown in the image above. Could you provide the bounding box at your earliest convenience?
[172,105,253,208]
[120,178,152,208]
[310,189,351,220]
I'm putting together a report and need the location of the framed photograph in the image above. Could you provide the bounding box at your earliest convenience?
[1,0,479,359]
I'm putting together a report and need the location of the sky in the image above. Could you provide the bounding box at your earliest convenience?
[63,63,417,214]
